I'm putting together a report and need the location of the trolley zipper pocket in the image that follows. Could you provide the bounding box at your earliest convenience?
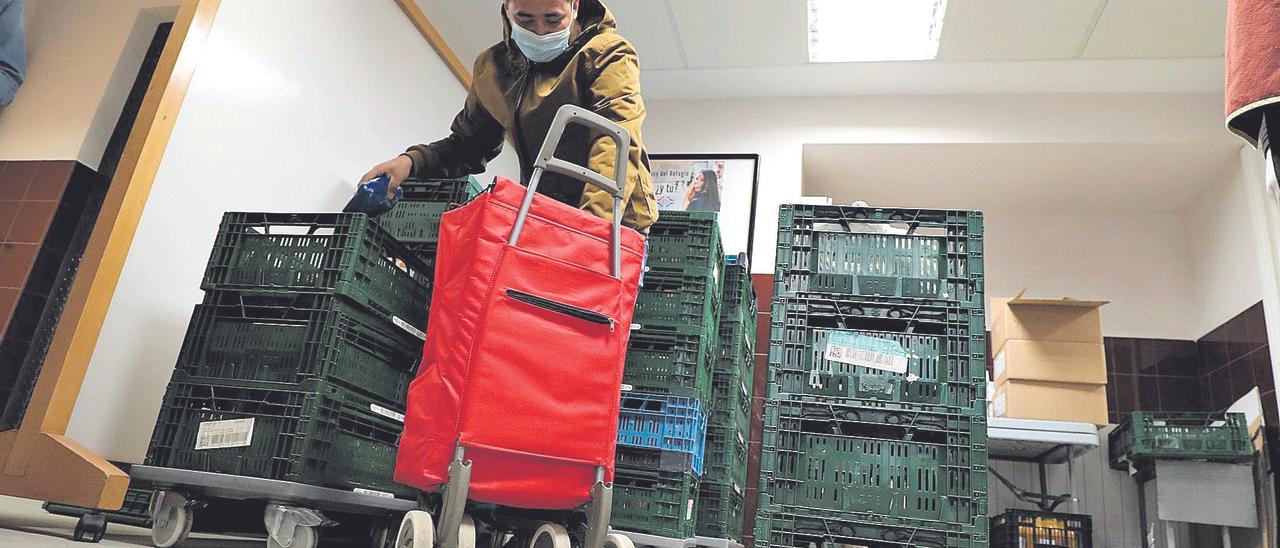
[506,289,615,330]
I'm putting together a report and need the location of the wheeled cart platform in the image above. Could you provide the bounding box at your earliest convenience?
[128,464,415,547]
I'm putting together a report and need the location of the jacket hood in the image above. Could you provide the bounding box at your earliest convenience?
[500,0,616,57]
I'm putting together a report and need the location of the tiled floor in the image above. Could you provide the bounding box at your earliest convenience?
[0,495,261,547]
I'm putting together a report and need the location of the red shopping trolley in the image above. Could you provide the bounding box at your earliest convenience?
[394,105,646,548]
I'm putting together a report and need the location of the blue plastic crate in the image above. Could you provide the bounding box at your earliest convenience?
[617,392,707,475]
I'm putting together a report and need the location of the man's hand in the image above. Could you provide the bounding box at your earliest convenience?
[360,155,413,197]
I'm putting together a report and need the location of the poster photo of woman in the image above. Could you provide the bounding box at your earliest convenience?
[650,154,760,258]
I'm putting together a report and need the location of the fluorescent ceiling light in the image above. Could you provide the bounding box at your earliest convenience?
[808,0,948,63]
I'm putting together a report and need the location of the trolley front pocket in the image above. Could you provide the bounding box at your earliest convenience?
[506,289,615,328]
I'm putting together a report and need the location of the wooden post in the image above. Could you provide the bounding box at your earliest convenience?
[0,0,220,509]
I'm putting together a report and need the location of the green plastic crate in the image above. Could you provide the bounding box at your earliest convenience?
[634,265,723,336]
[178,290,420,406]
[754,506,989,548]
[624,323,717,401]
[762,395,988,445]
[374,177,484,246]
[612,467,700,539]
[200,212,434,328]
[702,422,748,490]
[646,211,724,276]
[1109,411,1253,470]
[774,204,984,308]
[710,372,751,435]
[768,296,986,415]
[696,478,745,541]
[43,488,153,528]
[759,399,987,530]
[146,372,414,498]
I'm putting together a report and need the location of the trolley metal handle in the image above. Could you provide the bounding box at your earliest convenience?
[508,105,631,278]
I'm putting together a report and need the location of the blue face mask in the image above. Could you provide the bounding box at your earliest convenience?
[509,10,574,63]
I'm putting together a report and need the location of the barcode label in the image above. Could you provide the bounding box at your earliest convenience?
[195,418,254,450]
[993,351,1006,380]
[824,332,908,374]
[393,316,426,341]
[370,404,405,422]
[354,488,395,498]
[993,393,1007,417]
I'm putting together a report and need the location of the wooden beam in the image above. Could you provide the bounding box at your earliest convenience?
[394,0,474,88]
[0,0,221,508]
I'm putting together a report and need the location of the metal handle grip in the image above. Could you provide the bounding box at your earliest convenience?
[508,105,632,278]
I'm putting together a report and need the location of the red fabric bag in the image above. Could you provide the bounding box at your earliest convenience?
[395,177,645,509]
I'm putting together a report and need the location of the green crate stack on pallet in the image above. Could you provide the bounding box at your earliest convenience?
[755,204,990,548]
[613,211,725,541]
[142,211,438,499]
[695,254,756,543]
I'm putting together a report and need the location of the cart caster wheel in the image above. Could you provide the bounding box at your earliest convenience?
[397,510,435,548]
[150,492,193,548]
[529,523,570,548]
[267,524,318,548]
[603,533,634,548]
[458,514,477,548]
[73,513,108,543]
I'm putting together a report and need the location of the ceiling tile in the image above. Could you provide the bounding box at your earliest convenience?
[937,0,1106,61]
[667,0,808,69]
[606,1,687,70]
[1081,0,1226,60]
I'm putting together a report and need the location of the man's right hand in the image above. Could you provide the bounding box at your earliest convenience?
[360,155,413,197]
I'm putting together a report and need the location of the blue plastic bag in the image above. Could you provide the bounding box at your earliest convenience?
[343,175,402,217]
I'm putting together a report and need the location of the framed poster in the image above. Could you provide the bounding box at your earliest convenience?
[649,153,760,260]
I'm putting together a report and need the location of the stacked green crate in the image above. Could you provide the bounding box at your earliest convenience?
[145,212,433,497]
[615,211,724,540]
[625,211,725,401]
[696,255,755,542]
[755,205,988,548]
[374,176,484,268]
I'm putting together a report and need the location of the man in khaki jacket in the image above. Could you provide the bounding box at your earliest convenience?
[363,0,658,231]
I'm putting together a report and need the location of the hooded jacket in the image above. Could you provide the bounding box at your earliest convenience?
[404,0,658,230]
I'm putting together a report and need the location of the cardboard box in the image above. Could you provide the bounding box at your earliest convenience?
[990,292,1108,352]
[993,380,1109,426]
[993,339,1107,385]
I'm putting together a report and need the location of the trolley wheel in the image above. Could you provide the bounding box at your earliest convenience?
[150,493,193,548]
[528,523,570,548]
[73,513,108,543]
[458,514,477,548]
[397,510,435,548]
[602,533,634,548]
[267,524,318,548]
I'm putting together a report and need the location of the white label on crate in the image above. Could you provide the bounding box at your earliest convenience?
[993,392,1007,417]
[733,482,742,496]
[354,488,395,499]
[370,404,405,423]
[621,384,634,392]
[687,499,695,521]
[993,351,1006,381]
[393,316,427,341]
[630,323,641,332]
[823,332,908,374]
[194,418,254,450]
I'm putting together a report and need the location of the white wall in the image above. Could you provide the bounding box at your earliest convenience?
[1187,157,1266,337]
[985,209,1196,339]
[644,93,1229,339]
[0,0,179,167]
[66,0,519,462]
